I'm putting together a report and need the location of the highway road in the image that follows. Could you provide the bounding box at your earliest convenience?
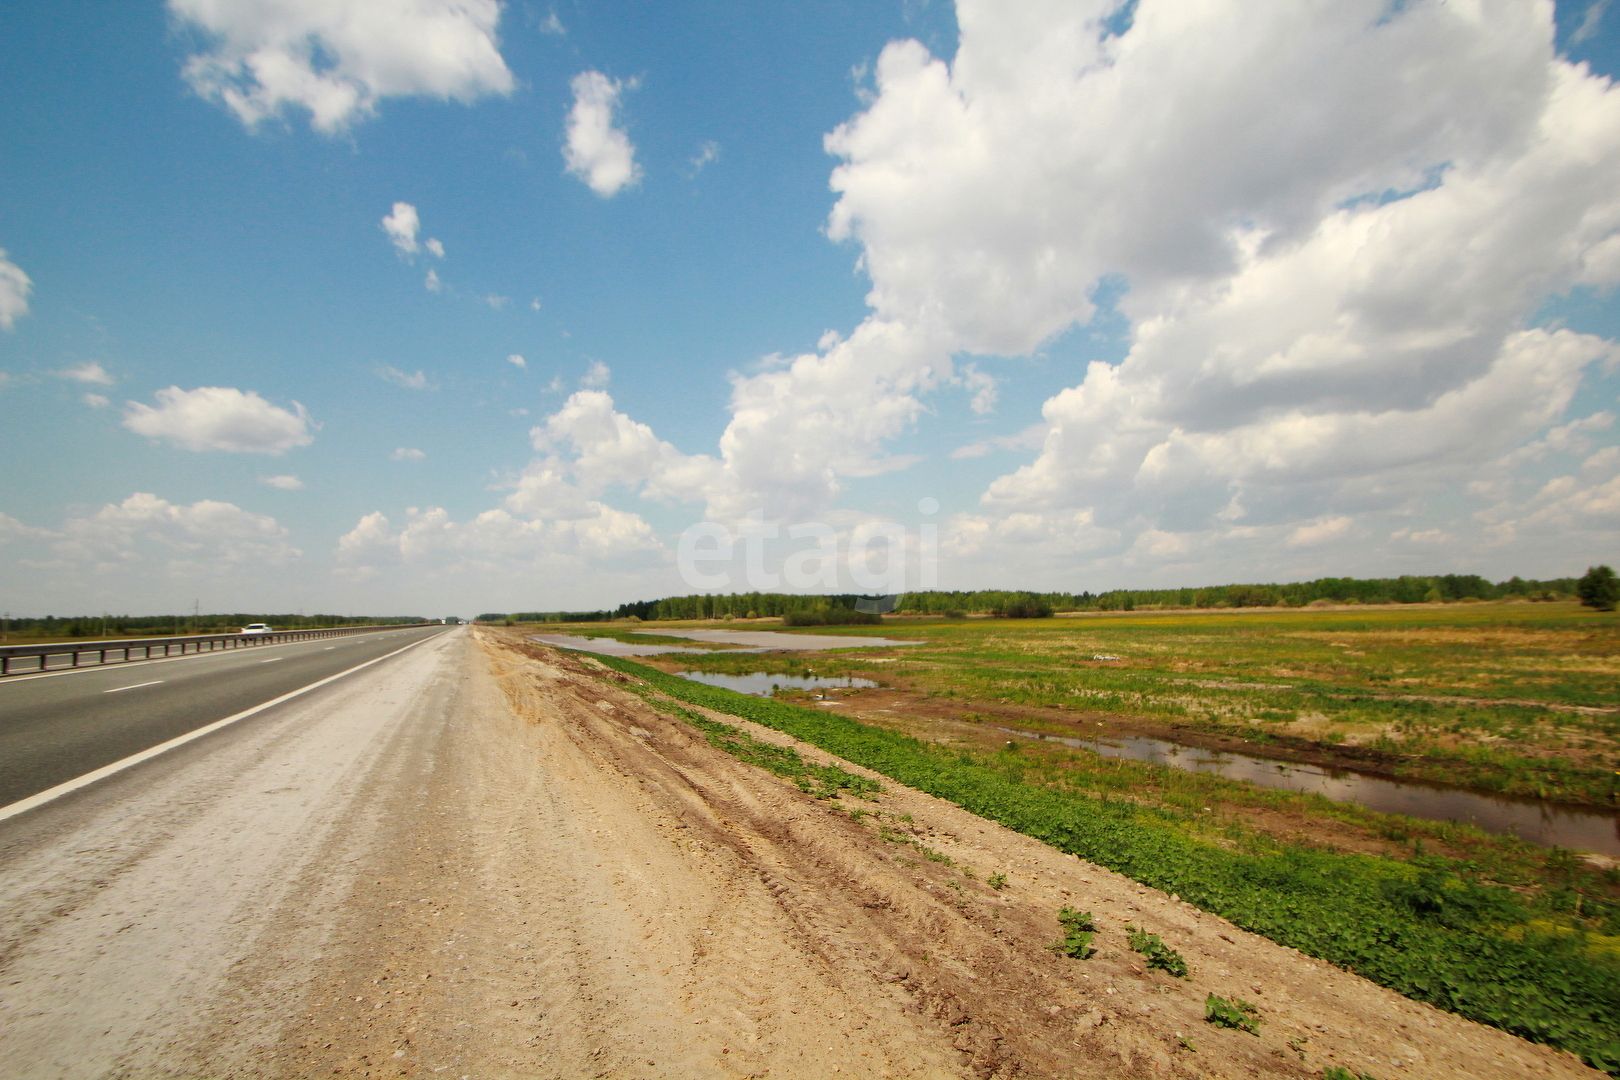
[0,623,448,810]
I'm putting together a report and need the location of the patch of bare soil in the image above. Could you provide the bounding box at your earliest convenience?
[347,628,1600,1080]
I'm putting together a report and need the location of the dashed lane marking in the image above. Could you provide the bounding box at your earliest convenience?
[103,680,165,694]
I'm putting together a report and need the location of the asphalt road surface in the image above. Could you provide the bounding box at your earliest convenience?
[0,624,447,810]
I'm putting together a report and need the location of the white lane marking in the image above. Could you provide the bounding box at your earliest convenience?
[260,657,283,663]
[0,630,452,824]
[324,647,335,650]
[0,628,431,686]
[103,680,164,694]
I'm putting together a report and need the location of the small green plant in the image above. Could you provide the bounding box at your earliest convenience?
[1320,1068,1378,1080]
[1204,993,1260,1034]
[1053,907,1098,959]
[1127,926,1189,977]
[987,872,1008,890]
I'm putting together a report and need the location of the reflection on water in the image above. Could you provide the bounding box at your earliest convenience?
[529,628,921,657]
[676,671,879,696]
[636,629,921,650]
[528,633,763,657]
[997,727,1620,857]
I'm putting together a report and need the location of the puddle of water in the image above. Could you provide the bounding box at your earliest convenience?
[527,633,766,657]
[530,629,921,658]
[633,629,922,651]
[997,727,1620,857]
[676,671,879,696]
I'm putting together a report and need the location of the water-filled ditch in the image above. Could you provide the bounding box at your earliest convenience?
[675,671,879,696]
[997,726,1620,856]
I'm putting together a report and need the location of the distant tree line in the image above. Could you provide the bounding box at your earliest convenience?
[615,593,891,621]
[480,610,617,624]
[895,574,1586,613]
[484,572,1600,625]
[1,614,428,638]
[481,594,895,625]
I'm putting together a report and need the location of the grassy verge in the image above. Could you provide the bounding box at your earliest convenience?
[595,654,1620,1074]
[678,706,882,799]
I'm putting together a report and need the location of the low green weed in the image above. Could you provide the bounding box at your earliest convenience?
[1054,907,1097,959]
[662,703,882,800]
[1205,993,1261,1034]
[987,872,1009,890]
[1320,1068,1378,1080]
[1127,926,1189,977]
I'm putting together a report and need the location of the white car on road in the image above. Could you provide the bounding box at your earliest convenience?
[240,624,273,635]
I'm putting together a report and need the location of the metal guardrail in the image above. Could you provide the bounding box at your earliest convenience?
[0,624,423,677]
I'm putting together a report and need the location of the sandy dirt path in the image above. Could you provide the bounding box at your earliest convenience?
[0,627,1604,1079]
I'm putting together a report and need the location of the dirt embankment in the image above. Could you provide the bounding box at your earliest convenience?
[282,628,1584,1080]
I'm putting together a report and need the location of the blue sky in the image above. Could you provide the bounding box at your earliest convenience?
[3,0,1620,617]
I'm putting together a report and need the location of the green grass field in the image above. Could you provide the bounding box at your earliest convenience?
[662,602,1620,805]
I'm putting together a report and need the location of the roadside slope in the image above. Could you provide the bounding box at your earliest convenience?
[461,630,1601,1080]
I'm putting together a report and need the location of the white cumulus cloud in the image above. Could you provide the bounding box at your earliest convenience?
[507,353,526,369]
[334,495,662,586]
[0,249,32,331]
[261,474,304,489]
[1287,516,1354,548]
[801,0,1620,577]
[171,0,513,132]
[381,202,443,259]
[376,364,432,389]
[48,493,299,573]
[563,71,641,197]
[326,0,1620,597]
[57,361,114,385]
[123,386,314,454]
[391,447,425,461]
[687,140,720,177]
